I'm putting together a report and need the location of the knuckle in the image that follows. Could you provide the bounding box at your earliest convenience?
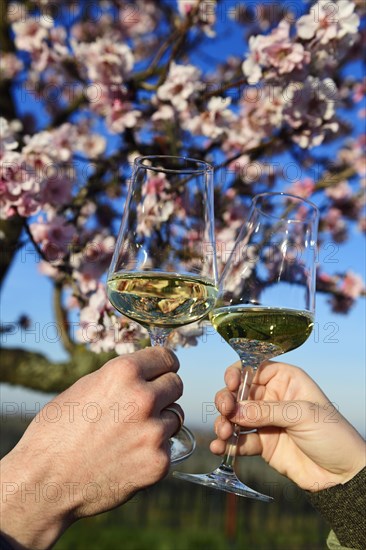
[153,448,170,479]
[151,422,166,445]
[139,387,156,415]
[120,357,140,378]
[215,390,229,411]
[158,348,179,371]
[104,356,139,381]
[168,372,184,397]
[146,421,170,456]
[214,388,225,403]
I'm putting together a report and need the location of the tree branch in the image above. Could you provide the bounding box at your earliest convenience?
[0,347,115,392]
[53,282,76,355]
[0,217,25,288]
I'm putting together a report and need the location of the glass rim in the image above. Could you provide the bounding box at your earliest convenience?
[134,155,213,174]
[252,192,319,221]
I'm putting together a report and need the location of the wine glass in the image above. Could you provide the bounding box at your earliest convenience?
[107,155,218,464]
[174,192,319,498]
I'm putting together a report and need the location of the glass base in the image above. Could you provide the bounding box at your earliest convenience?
[170,426,196,464]
[173,466,273,502]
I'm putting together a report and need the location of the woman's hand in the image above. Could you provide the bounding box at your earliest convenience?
[211,360,365,492]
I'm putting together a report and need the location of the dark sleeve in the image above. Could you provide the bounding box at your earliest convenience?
[0,534,15,550]
[306,466,366,550]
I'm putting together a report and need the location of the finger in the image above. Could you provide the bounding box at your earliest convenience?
[150,372,183,411]
[224,362,241,392]
[214,415,234,440]
[161,403,185,437]
[210,432,262,457]
[254,361,327,402]
[231,399,311,429]
[215,388,236,417]
[210,438,227,455]
[124,348,180,380]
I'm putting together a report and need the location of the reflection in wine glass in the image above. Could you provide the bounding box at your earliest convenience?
[107,155,218,463]
[174,192,319,498]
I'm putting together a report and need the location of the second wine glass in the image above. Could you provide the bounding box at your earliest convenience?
[107,155,218,463]
[174,192,319,498]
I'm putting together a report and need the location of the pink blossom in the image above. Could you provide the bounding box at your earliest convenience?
[14,191,40,218]
[77,285,111,345]
[339,136,366,178]
[185,97,236,139]
[135,172,174,238]
[151,105,175,122]
[119,0,158,36]
[76,284,144,354]
[297,0,360,44]
[157,62,203,112]
[136,192,175,238]
[178,0,199,16]
[323,207,347,242]
[0,118,22,153]
[22,124,78,167]
[0,53,23,80]
[0,149,40,219]
[283,76,339,148]
[145,173,169,195]
[30,215,76,260]
[341,271,365,299]
[38,260,63,281]
[353,78,366,103]
[215,224,238,275]
[243,21,310,85]
[88,85,141,135]
[76,133,106,159]
[72,234,115,294]
[12,17,53,52]
[168,323,204,349]
[222,190,248,230]
[72,38,134,86]
[40,173,73,208]
[286,178,315,199]
[326,181,352,201]
[105,98,141,134]
[223,87,283,154]
[66,294,80,309]
[7,3,25,23]
[177,1,217,36]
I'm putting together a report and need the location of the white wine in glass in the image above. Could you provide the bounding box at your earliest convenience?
[174,192,319,498]
[107,155,218,463]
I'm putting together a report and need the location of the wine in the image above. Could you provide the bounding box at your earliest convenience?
[210,306,314,354]
[107,272,217,328]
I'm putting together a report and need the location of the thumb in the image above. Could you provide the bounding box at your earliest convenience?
[232,399,311,429]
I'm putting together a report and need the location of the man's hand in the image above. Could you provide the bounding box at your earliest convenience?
[1,348,183,549]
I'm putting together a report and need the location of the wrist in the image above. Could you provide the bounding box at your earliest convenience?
[0,448,72,550]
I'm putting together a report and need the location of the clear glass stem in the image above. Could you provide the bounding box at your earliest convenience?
[147,327,172,347]
[220,363,257,471]
[218,338,281,473]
